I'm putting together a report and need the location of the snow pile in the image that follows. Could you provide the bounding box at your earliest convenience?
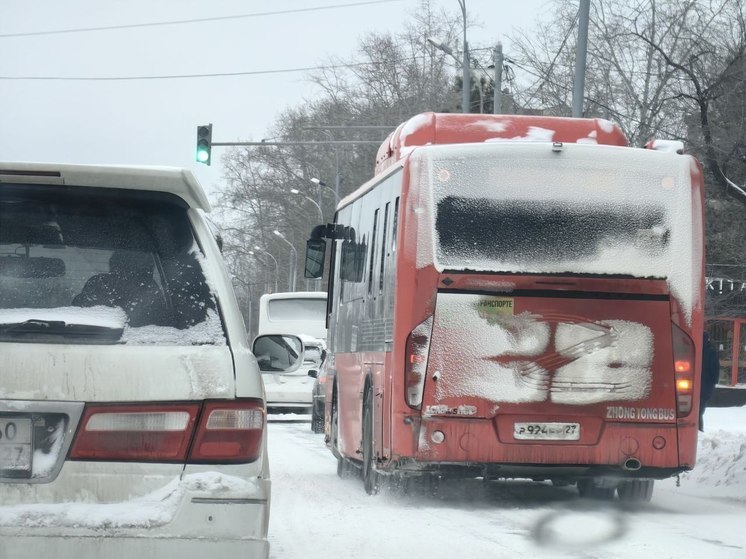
[677,407,746,500]
[0,472,257,530]
[684,430,746,498]
[121,309,225,345]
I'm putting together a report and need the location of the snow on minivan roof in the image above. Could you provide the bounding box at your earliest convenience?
[0,161,210,211]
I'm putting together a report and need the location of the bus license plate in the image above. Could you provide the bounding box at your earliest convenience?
[0,417,33,472]
[514,422,580,441]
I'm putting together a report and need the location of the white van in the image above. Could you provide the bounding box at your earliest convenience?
[257,291,327,340]
[257,292,327,410]
[0,162,276,558]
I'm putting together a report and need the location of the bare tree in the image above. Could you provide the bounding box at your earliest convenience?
[214,0,461,326]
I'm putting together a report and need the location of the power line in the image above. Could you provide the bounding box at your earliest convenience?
[0,48,501,82]
[522,9,580,108]
[0,61,376,81]
[509,58,648,130]
[0,0,404,39]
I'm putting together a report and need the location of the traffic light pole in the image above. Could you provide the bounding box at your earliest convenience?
[210,141,382,146]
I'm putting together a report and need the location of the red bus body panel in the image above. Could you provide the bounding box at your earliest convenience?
[326,113,704,483]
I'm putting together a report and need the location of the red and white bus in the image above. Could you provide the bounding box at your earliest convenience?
[305,113,705,501]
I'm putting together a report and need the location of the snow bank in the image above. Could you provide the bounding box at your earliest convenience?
[676,407,746,500]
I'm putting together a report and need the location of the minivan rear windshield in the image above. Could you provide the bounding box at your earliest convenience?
[268,298,327,322]
[0,188,224,345]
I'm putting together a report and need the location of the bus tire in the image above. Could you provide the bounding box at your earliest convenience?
[577,480,615,500]
[331,394,355,478]
[617,479,654,503]
[311,411,324,434]
[337,455,356,479]
[362,389,381,496]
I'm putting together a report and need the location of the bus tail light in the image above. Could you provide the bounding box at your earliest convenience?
[188,400,265,463]
[405,316,433,409]
[672,323,695,417]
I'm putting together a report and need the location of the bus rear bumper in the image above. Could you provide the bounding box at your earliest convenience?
[390,416,689,479]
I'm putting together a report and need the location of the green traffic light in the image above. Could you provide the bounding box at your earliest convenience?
[196,123,213,165]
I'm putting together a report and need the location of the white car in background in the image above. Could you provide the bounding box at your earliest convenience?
[256,333,326,412]
[0,162,280,558]
[257,292,327,412]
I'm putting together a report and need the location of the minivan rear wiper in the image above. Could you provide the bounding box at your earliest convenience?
[0,319,124,341]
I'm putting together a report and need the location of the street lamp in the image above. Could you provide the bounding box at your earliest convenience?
[273,230,297,292]
[290,189,324,223]
[249,248,279,293]
[311,177,340,204]
[427,1,469,114]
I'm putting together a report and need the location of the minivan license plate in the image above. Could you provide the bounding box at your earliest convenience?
[514,422,580,441]
[0,417,33,472]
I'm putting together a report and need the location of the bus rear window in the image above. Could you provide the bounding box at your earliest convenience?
[418,142,694,285]
[436,196,667,273]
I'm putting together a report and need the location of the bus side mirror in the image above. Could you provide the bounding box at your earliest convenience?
[305,239,326,279]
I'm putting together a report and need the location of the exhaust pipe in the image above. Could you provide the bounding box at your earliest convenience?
[622,458,642,471]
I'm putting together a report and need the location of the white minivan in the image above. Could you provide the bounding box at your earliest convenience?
[0,162,278,558]
[256,292,327,411]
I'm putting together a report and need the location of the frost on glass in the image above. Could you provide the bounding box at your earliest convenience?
[432,294,551,404]
[0,194,224,344]
[552,321,653,405]
[412,143,697,323]
[429,294,654,406]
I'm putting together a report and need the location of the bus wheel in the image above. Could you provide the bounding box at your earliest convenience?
[577,480,615,500]
[311,409,324,434]
[362,389,381,496]
[331,397,354,479]
[617,480,654,503]
[337,456,357,479]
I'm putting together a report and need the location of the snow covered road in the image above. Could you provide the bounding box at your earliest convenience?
[267,409,746,559]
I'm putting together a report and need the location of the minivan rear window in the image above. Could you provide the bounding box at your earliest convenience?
[268,298,326,322]
[0,189,224,345]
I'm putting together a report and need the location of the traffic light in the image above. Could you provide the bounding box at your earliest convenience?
[196,124,213,165]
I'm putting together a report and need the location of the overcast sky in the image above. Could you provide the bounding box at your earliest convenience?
[0,0,549,201]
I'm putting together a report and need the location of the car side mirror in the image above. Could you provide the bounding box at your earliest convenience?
[308,370,318,379]
[252,334,304,373]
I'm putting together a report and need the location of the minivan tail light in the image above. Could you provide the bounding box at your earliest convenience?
[70,404,200,462]
[671,323,695,417]
[189,400,265,464]
[405,316,433,409]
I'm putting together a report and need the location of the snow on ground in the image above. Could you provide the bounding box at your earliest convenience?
[666,406,746,501]
[267,406,746,559]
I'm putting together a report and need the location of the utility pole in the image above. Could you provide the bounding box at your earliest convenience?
[573,0,591,118]
[493,42,503,114]
[458,0,470,114]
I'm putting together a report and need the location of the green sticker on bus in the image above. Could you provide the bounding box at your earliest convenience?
[475,296,514,317]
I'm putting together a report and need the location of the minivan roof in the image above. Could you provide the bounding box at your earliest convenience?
[0,162,210,211]
[259,291,327,301]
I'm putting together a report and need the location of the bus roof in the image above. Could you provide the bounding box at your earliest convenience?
[374,113,628,175]
[0,161,210,211]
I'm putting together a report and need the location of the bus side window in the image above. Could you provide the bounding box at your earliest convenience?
[392,197,400,253]
[368,209,379,295]
[379,202,390,295]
